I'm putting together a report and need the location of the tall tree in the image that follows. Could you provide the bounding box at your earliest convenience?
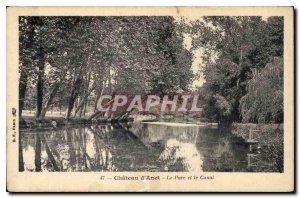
[189,16,283,122]
[19,17,36,117]
[240,57,283,123]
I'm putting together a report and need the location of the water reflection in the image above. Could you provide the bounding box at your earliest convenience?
[19,122,280,172]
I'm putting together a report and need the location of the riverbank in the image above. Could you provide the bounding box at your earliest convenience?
[231,123,283,144]
[19,116,133,129]
[19,113,207,129]
[231,122,283,172]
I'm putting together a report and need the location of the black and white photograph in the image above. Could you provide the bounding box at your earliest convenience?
[6,6,294,192]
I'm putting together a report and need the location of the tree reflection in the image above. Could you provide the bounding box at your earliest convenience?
[20,123,163,172]
[19,123,281,172]
[34,134,41,172]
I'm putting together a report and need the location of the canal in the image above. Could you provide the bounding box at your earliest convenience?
[19,122,282,172]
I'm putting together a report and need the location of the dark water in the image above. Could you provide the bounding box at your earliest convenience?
[19,122,281,172]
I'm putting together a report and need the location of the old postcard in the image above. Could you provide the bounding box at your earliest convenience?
[6,6,294,192]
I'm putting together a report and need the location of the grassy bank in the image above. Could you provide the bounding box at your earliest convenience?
[19,116,133,129]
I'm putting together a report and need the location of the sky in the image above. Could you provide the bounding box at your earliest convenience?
[183,34,205,89]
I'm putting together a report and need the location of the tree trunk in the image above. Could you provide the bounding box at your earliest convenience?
[66,77,82,120]
[74,83,96,117]
[19,72,28,118]
[75,71,92,117]
[82,101,88,116]
[93,79,105,110]
[19,20,35,118]
[78,105,84,118]
[35,49,45,118]
[39,83,60,118]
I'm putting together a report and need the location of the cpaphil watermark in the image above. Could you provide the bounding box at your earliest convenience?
[95,94,203,113]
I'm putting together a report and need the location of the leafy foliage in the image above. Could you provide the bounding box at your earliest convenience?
[240,57,283,123]
[19,16,194,118]
[188,16,283,123]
